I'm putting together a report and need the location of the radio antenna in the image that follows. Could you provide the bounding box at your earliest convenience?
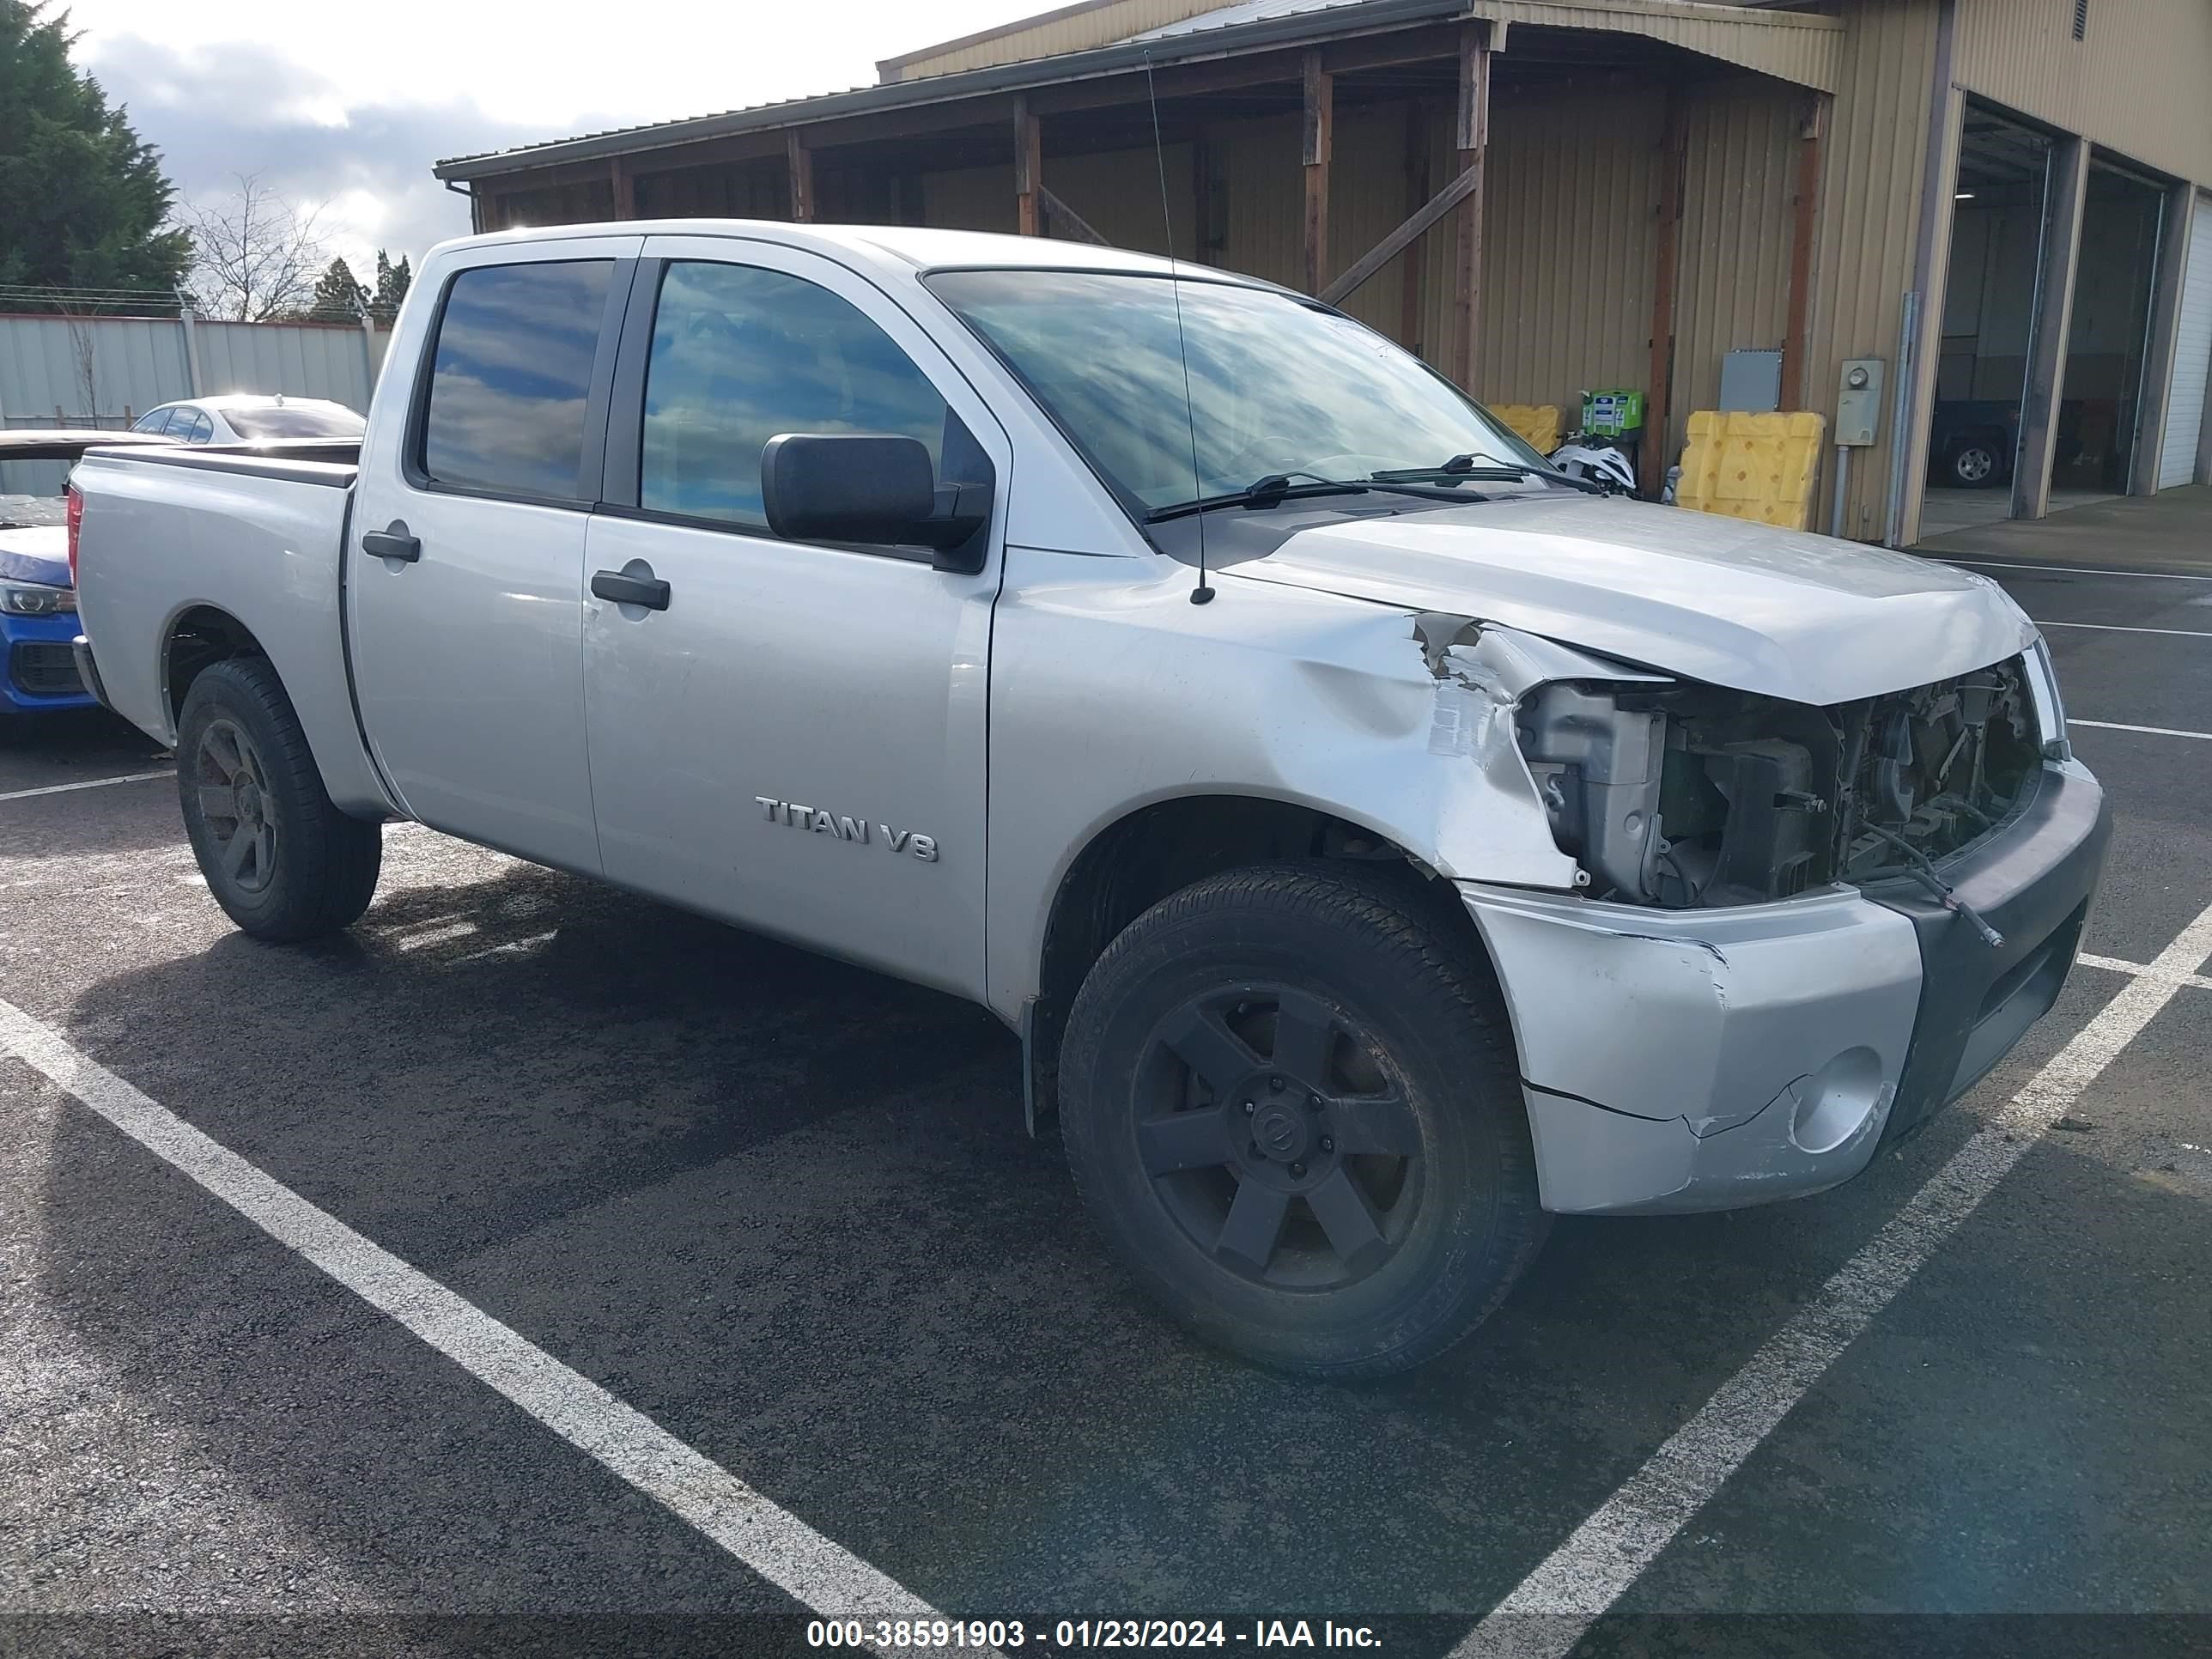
[1144,52,1212,605]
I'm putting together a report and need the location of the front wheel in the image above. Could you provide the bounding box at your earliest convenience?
[177,656,381,941]
[1059,863,1547,1378]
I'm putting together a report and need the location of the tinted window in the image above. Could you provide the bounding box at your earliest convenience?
[175,408,212,444]
[225,404,365,441]
[421,260,612,499]
[133,409,174,435]
[641,262,946,529]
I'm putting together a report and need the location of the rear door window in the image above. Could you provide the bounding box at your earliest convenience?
[417,260,614,501]
[174,408,212,444]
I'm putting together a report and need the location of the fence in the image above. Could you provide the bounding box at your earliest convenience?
[0,310,394,430]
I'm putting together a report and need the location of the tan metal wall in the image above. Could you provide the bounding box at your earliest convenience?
[1804,0,1942,542]
[885,0,1227,81]
[1671,78,1801,449]
[1954,0,2212,186]
[1465,84,1664,411]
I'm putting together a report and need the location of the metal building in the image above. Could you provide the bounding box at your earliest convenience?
[431,0,2212,548]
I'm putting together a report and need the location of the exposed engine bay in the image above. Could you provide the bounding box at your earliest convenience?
[1516,655,2044,908]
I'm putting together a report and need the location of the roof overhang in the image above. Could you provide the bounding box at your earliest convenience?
[434,0,1839,184]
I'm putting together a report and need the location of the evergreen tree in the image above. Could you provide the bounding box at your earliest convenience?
[307,256,368,320]
[369,251,412,324]
[0,0,192,301]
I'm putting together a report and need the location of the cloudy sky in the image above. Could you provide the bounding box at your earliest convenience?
[70,0,1046,279]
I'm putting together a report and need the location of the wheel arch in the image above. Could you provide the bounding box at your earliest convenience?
[1023,789,1501,1130]
[163,603,268,720]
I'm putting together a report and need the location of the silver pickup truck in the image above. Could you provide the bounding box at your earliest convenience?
[72,222,2109,1377]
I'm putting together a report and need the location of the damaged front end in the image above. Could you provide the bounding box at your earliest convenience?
[1513,653,2046,908]
[1441,620,2100,1217]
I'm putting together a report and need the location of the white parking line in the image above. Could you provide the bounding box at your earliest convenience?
[0,996,944,1632]
[2069,718,2212,742]
[1942,558,2212,581]
[2077,951,2212,992]
[0,769,171,804]
[1453,897,2212,1659]
[2036,619,2212,639]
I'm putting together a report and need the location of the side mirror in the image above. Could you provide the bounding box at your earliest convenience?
[761,434,991,572]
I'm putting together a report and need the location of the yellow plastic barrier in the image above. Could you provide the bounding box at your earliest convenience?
[1674,410,1826,531]
[1490,403,1562,457]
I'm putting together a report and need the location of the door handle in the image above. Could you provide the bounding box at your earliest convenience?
[592,564,671,611]
[362,520,420,562]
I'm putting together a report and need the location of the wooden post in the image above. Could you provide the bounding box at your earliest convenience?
[610,156,637,221]
[786,131,815,223]
[1778,94,1826,410]
[1014,96,1042,236]
[1453,24,1491,392]
[1400,99,1429,351]
[1192,125,1212,264]
[1643,94,1688,498]
[1303,51,1333,295]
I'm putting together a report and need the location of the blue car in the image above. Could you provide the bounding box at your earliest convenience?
[0,429,178,720]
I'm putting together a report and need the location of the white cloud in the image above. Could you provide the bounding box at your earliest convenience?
[70,0,1049,273]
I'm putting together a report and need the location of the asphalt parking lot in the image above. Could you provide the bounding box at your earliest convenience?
[3,495,2209,1658]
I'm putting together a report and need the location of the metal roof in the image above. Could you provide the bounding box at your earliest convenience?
[434,0,1841,182]
[433,0,1468,179]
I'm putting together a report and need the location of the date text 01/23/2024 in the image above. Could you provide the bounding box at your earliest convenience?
[805,1620,1383,1650]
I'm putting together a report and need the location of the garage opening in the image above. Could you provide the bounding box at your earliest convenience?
[1922,105,2052,537]
[2056,157,2167,505]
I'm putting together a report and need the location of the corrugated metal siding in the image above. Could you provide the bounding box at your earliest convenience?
[1045,143,1199,255]
[1671,77,1799,451]
[922,164,1024,234]
[1806,0,1940,542]
[889,0,1233,80]
[1471,2,1843,94]
[0,314,191,424]
[1213,112,1307,291]
[1470,84,1663,409]
[0,313,387,426]
[1954,0,2212,186]
[890,0,1844,91]
[195,321,377,409]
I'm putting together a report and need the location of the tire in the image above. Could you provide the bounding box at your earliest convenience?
[1059,861,1548,1378]
[176,656,381,941]
[1942,437,2002,489]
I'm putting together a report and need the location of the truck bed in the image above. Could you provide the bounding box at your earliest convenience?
[71,446,393,817]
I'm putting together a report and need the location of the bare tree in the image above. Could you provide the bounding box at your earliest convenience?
[173,174,331,322]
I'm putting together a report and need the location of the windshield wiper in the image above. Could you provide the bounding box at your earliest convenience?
[1370,452,1604,495]
[1145,473,1371,523]
[1146,466,1519,524]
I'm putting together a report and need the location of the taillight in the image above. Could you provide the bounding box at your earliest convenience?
[65,484,83,586]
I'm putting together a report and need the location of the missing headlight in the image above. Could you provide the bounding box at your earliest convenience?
[1516,660,2042,908]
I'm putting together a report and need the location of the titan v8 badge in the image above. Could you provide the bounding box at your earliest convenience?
[755,797,939,861]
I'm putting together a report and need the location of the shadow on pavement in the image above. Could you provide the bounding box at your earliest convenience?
[28,855,2148,1622]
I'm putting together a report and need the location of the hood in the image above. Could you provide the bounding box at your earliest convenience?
[1219,494,2033,706]
[0,526,70,591]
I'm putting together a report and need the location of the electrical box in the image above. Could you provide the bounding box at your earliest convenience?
[1836,358,1884,447]
[1718,349,1783,413]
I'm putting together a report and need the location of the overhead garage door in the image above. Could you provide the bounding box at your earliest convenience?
[2160,191,2212,489]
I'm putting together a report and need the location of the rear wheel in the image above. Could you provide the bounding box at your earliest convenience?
[1942,436,2003,488]
[177,657,381,941]
[1059,862,1547,1378]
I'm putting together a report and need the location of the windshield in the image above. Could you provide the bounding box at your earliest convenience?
[222,404,364,441]
[925,268,1548,514]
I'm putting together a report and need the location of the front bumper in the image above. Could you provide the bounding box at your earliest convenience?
[0,612,94,714]
[1459,758,2110,1215]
